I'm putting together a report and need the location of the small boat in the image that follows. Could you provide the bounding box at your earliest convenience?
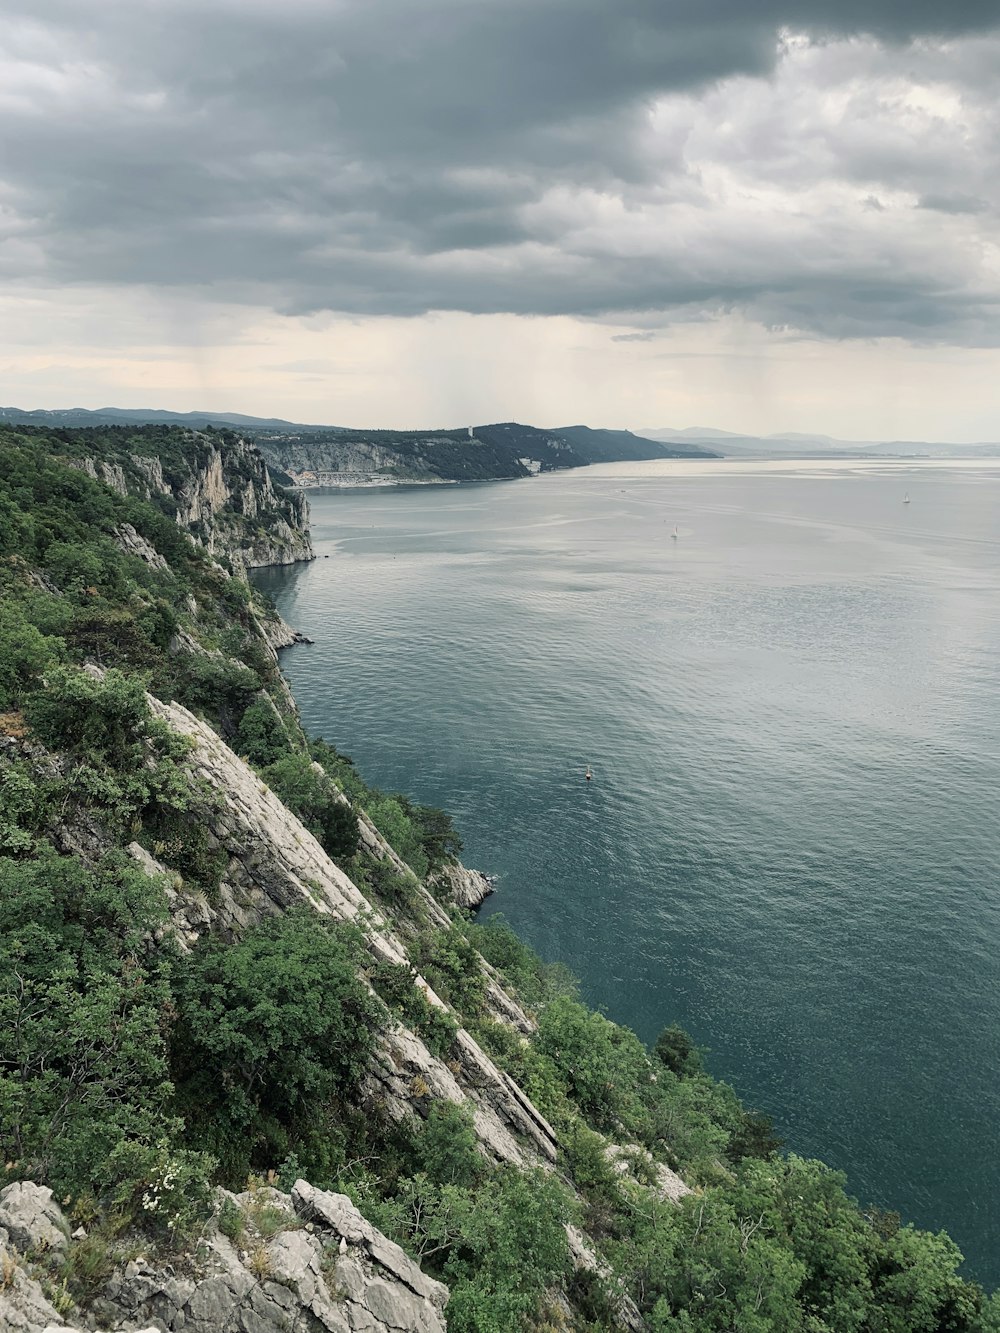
[585,766,592,782]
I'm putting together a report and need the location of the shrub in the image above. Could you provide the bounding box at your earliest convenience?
[653,1024,703,1077]
[262,752,359,861]
[414,1103,483,1188]
[167,652,261,732]
[441,1167,573,1331]
[0,605,63,709]
[467,914,576,1009]
[412,925,486,1021]
[218,1196,245,1245]
[236,697,290,766]
[24,665,150,765]
[171,909,381,1183]
[535,996,653,1135]
[0,849,178,1199]
[369,960,460,1059]
[104,1138,215,1245]
[366,795,429,879]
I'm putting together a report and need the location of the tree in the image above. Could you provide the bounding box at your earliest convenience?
[171,909,381,1182]
[261,751,360,861]
[0,849,176,1198]
[0,605,63,710]
[235,696,289,766]
[654,1024,703,1077]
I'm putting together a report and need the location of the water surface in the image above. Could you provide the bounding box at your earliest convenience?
[255,459,1000,1284]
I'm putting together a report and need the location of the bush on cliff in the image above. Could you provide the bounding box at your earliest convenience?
[0,849,180,1200]
[170,908,381,1184]
[260,749,360,861]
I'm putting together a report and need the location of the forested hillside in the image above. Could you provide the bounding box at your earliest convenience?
[0,424,995,1333]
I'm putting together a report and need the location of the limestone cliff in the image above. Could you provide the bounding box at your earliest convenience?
[0,1179,449,1333]
[256,424,575,487]
[139,693,559,1169]
[77,432,313,569]
[256,420,716,489]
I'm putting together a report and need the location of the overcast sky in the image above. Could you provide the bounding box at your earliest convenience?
[2,1,999,438]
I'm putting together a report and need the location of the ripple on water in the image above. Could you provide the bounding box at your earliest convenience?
[256,464,1000,1285]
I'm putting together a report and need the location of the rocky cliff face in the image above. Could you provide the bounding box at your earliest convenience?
[269,439,443,481]
[78,435,313,569]
[0,1179,449,1333]
[0,428,685,1331]
[140,693,560,1169]
[256,424,576,487]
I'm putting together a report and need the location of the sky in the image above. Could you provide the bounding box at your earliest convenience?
[2,1,999,439]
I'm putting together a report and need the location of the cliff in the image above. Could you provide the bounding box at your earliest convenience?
[69,426,314,568]
[256,421,717,488]
[0,423,992,1333]
[0,1178,450,1333]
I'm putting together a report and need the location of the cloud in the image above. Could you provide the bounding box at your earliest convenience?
[0,1,998,343]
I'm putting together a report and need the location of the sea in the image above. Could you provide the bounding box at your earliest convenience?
[254,458,1000,1285]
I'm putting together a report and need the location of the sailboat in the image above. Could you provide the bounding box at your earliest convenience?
[903,493,911,504]
[670,525,679,540]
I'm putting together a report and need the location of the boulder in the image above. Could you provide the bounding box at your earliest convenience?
[0,1183,70,1254]
[427,863,496,911]
[80,1182,447,1333]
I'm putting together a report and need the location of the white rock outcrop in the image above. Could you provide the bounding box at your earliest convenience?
[0,1183,70,1254]
[76,436,313,570]
[427,862,495,911]
[0,1181,448,1333]
[114,523,169,571]
[146,696,560,1167]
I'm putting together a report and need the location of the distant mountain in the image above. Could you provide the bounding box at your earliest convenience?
[8,406,995,467]
[637,424,1000,458]
[640,425,748,441]
[0,406,341,432]
[257,420,721,486]
[1,407,721,486]
[766,431,840,445]
[256,420,709,485]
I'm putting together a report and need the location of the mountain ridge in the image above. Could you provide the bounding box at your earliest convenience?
[638,425,1000,457]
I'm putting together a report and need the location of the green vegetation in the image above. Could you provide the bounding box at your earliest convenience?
[260,750,360,861]
[259,425,546,484]
[0,848,175,1199]
[171,909,382,1184]
[310,735,462,875]
[0,423,997,1332]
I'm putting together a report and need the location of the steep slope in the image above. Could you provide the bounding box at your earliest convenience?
[66,425,314,567]
[255,421,578,484]
[258,426,534,484]
[1,410,719,485]
[0,424,994,1333]
[259,420,717,484]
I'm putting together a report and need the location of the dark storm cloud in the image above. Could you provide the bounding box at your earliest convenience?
[918,193,990,214]
[1,0,998,340]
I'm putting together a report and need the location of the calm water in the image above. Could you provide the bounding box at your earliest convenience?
[255,459,1000,1285]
